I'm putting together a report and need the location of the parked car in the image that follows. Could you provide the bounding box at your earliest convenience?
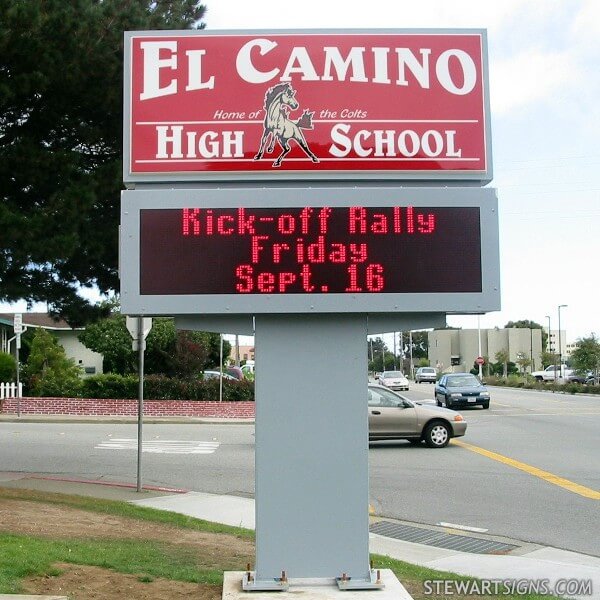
[368,384,466,447]
[226,366,244,380]
[378,370,409,391]
[565,371,590,384]
[241,363,255,376]
[531,365,574,382]
[202,370,237,381]
[415,366,437,384]
[435,373,490,409]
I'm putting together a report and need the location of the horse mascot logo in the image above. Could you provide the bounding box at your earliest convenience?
[254,83,319,167]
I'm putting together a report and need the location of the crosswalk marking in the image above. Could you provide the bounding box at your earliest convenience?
[95,438,219,454]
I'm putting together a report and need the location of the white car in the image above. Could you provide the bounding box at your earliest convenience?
[415,366,437,384]
[378,370,409,391]
[202,370,237,381]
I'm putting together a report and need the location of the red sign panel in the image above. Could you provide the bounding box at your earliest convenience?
[124,30,491,182]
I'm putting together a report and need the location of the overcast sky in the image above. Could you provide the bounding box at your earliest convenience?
[203,0,600,342]
[4,1,598,344]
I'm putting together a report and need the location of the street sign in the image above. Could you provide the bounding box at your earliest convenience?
[125,316,153,339]
[475,356,485,365]
[120,186,500,316]
[124,29,492,183]
[13,314,23,335]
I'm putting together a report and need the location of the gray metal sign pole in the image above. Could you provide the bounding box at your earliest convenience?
[137,316,145,493]
[15,335,21,418]
[246,313,381,590]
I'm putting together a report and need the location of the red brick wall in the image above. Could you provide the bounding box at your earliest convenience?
[0,397,255,419]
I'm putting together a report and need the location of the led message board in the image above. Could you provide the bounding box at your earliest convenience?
[124,29,492,183]
[120,187,500,315]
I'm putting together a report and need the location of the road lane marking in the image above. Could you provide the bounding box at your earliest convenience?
[438,522,488,533]
[492,411,600,417]
[452,440,600,500]
[96,438,219,454]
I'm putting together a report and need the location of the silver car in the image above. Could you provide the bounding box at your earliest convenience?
[415,366,437,384]
[378,370,410,391]
[368,384,467,448]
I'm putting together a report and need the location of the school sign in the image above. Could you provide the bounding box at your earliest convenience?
[124,29,492,183]
[121,29,499,591]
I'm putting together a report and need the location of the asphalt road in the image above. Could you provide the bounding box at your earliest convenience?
[371,384,600,557]
[1,385,598,556]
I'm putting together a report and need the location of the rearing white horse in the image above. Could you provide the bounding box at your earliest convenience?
[254,83,319,167]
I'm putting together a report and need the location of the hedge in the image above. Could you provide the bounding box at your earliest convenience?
[32,373,255,401]
[483,375,600,395]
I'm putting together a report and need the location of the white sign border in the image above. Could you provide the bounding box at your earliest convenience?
[123,28,493,185]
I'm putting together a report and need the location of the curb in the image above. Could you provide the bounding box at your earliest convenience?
[25,474,189,494]
[0,415,255,424]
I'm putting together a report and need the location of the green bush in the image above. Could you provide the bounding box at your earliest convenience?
[0,352,16,381]
[144,375,254,401]
[482,376,600,395]
[81,373,256,401]
[24,329,83,396]
[32,369,83,397]
[82,374,139,399]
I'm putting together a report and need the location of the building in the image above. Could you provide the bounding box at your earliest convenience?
[0,313,103,376]
[428,327,544,374]
[544,328,573,358]
[564,341,579,357]
[235,345,255,364]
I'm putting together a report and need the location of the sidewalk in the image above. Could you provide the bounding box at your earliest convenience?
[132,492,600,599]
[2,473,599,599]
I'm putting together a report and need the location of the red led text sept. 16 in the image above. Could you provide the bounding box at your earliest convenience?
[181,206,436,293]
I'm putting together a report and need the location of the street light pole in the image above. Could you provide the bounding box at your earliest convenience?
[545,315,554,382]
[558,304,567,380]
[530,327,534,372]
[409,331,414,379]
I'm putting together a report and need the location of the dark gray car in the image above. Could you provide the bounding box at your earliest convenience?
[435,373,490,409]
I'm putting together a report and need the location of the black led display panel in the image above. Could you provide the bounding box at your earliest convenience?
[139,206,482,296]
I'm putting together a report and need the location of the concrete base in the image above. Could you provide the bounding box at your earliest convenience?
[223,570,412,598]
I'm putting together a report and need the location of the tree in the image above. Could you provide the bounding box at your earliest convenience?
[408,331,428,359]
[77,312,137,375]
[0,0,207,325]
[0,352,16,381]
[368,337,397,372]
[570,335,600,377]
[78,314,230,376]
[540,350,558,369]
[515,352,532,376]
[494,348,510,378]
[24,328,82,395]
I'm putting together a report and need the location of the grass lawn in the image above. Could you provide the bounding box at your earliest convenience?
[0,486,555,599]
